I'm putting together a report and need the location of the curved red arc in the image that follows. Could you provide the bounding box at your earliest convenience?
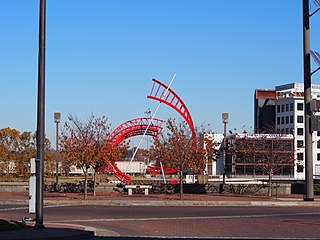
[105,117,164,184]
[108,117,164,144]
[147,78,196,143]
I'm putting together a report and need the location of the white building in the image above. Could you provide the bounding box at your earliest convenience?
[256,82,320,180]
[203,133,224,176]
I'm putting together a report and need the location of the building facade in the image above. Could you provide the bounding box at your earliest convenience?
[255,83,320,180]
[228,133,294,179]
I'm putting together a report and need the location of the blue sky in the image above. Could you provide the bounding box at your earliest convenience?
[1,1,320,146]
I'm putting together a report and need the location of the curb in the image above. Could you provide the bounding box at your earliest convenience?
[1,199,319,207]
[1,195,320,207]
[42,199,320,207]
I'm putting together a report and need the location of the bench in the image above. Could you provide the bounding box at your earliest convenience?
[124,185,152,195]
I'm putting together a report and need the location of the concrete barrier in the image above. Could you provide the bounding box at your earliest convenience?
[0,182,28,192]
[0,181,292,195]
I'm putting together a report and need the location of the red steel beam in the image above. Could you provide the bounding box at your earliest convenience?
[147,78,196,144]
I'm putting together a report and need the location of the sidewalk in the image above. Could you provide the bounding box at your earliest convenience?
[1,191,320,207]
[1,191,320,240]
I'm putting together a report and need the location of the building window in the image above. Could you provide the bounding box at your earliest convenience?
[277,105,280,113]
[290,116,294,124]
[297,128,304,135]
[281,104,285,112]
[286,104,289,112]
[297,140,304,148]
[318,131,320,136]
[286,116,289,124]
[297,164,304,173]
[297,103,303,111]
[297,152,304,160]
[318,140,320,149]
[277,117,280,125]
[281,117,285,124]
[318,153,320,161]
[297,116,303,123]
[290,103,294,111]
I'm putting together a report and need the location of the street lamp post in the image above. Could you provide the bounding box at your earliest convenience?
[303,0,314,202]
[54,112,61,192]
[144,108,152,150]
[35,0,46,228]
[222,113,229,186]
[302,0,320,201]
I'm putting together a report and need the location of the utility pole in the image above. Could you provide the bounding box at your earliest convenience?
[303,0,314,201]
[35,0,46,228]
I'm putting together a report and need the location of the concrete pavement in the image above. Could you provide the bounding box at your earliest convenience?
[1,191,320,239]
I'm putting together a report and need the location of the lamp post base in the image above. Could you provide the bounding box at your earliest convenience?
[34,223,45,229]
[304,197,314,201]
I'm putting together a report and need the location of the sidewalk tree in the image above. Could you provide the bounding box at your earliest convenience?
[0,128,52,180]
[16,131,36,179]
[92,141,128,196]
[148,119,216,199]
[0,128,20,180]
[60,114,127,199]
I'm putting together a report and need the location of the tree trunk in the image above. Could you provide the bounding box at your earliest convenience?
[268,170,273,198]
[93,171,96,197]
[179,170,183,200]
[6,159,10,181]
[84,171,88,200]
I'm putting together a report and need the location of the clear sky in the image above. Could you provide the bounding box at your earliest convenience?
[1,1,320,147]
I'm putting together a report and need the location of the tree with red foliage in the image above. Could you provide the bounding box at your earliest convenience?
[148,119,217,199]
[60,114,127,199]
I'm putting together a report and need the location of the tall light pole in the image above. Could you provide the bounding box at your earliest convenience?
[302,0,320,201]
[222,113,229,185]
[144,108,152,150]
[35,0,46,228]
[54,112,61,192]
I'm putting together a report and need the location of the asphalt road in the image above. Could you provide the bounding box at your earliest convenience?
[1,204,320,239]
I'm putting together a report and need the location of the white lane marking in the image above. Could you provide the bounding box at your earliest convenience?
[50,211,320,223]
[0,204,73,212]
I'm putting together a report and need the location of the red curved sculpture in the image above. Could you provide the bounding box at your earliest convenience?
[106,117,164,184]
[107,118,164,145]
[147,78,196,144]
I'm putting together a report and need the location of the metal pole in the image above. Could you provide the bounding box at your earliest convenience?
[302,0,314,201]
[55,121,59,191]
[35,0,46,228]
[223,121,227,184]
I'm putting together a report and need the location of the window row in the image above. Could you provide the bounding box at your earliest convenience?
[277,115,304,125]
[278,128,293,134]
[276,103,303,113]
[278,128,303,135]
[278,129,320,137]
